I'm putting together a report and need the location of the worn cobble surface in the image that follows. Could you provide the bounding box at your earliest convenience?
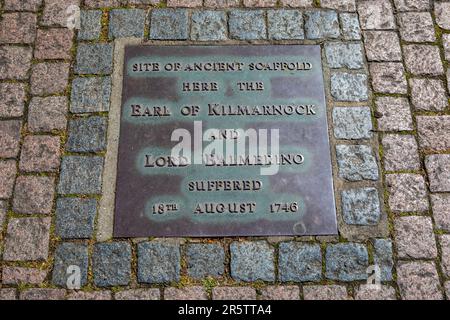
[0,0,449,300]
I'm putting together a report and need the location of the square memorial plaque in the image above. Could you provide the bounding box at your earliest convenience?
[113,45,337,237]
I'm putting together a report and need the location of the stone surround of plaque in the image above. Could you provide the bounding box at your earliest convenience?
[114,45,337,237]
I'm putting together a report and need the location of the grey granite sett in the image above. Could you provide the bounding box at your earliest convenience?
[326,243,368,282]
[79,10,102,41]
[268,10,304,40]
[109,9,146,39]
[336,145,379,181]
[332,107,373,140]
[229,10,266,40]
[341,188,381,226]
[150,9,189,40]
[93,242,131,287]
[325,42,364,69]
[230,241,275,282]
[340,13,361,40]
[52,243,89,288]
[304,10,340,39]
[138,242,180,284]
[191,10,227,41]
[278,242,322,282]
[67,116,108,153]
[75,43,113,75]
[55,198,97,239]
[58,156,104,195]
[374,239,393,282]
[70,77,111,114]
[331,73,368,102]
[186,243,225,279]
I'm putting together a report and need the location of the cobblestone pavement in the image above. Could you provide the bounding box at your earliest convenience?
[0,0,449,300]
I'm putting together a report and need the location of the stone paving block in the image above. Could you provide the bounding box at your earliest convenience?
[79,10,103,41]
[363,31,402,61]
[109,9,146,39]
[204,0,240,7]
[393,0,430,11]
[115,289,160,300]
[404,45,444,76]
[13,176,55,214]
[355,285,396,300]
[340,13,361,40]
[333,107,372,140]
[397,261,443,300]
[330,73,368,102]
[31,62,70,95]
[70,77,111,113]
[67,116,108,153]
[55,198,97,239]
[304,10,340,39]
[395,216,437,259]
[75,43,114,75]
[52,242,89,288]
[128,0,163,3]
[357,0,396,30]
[267,10,304,40]
[0,13,36,44]
[19,135,61,173]
[20,289,66,300]
[303,285,349,300]
[164,287,208,300]
[191,10,227,41]
[260,286,300,300]
[150,9,189,40]
[0,46,32,80]
[325,243,368,281]
[0,160,16,199]
[85,0,123,7]
[0,289,17,300]
[398,12,435,42]
[186,243,225,279]
[369,63,408,94]
[1,267,47,285]
[58,156,104,195]
[336,145,379,181]
[167,0,202,6]
[67,291,112,300]
[382,134,420,171]
[229,10,266,40]
[386,174,429,213]
[440,235,450,278]
[446,282,450,300]
[374,239,394,282]
[0,120,21,158]
[137,242,180,284]
[321,0,356,11]
[34,28,74,60]
[425,154,450,192]
[435,2,450,30]
[341,188,381,226]
[0,83,26,117]
[325,42,364,69]
[4,0,42,11]
[3,217,51,261]
[0,200,6,227]
[278,242,322,282]
[243,0,276,6]
[93,242,131,287]
[279,0,313,7]
[212,287,257,300]
[41,0,80,27]
[417,116,450,151]
[410,78,447,111]
[431,194,450,232]
[28,97,68,133]
[444,34,450,61]
[230,241,275,282]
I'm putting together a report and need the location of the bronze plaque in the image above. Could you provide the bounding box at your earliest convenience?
[114,45,337,237]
